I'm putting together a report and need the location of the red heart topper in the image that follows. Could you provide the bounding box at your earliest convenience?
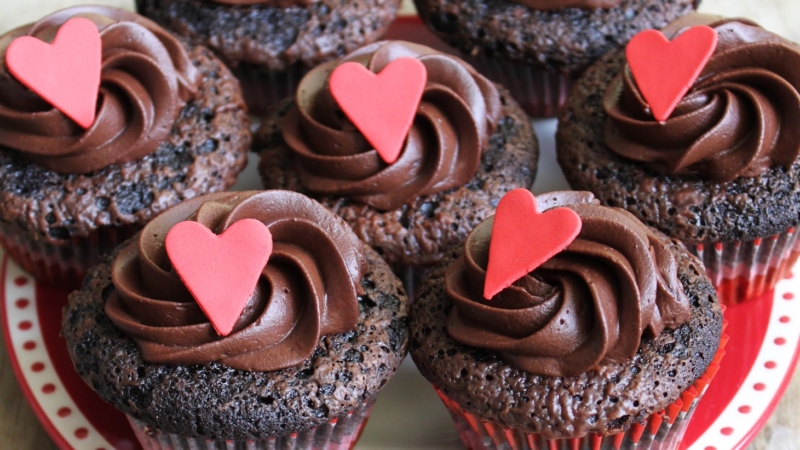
[329,57,427,165]
[165,219,273,336]
[626,26,718,122]
[5,17,102,129]
[483,189,582,300]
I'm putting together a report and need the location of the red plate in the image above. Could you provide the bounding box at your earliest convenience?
[3,246,799,450]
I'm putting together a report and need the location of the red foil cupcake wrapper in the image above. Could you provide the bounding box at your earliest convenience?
[127,399,375,450]
[436,328,728,450]
[461,56,573,118]
[0,222,139,291]
[686,228,800,306]
[233,65,308,116]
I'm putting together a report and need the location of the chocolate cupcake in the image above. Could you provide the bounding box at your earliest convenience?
[557,14,800,305]
[257,41,538,280]
[62,190,409,450]
[410,189,725,449]
[0,6,250,290]
[413,0,701,117]
[135,0,402,114]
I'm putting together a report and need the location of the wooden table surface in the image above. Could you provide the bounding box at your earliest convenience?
[1,0,799,449]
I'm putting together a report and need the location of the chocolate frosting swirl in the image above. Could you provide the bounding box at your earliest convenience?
[446,191,691,377]
[0,6,200,174]
[604,15,800,183]
[282,41,502,211]
[509,0,621,10]
[106,190,365,372]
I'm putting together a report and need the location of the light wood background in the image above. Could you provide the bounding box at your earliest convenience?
[0,0,798,449]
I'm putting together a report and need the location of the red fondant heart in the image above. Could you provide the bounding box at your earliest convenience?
[484,189,582,300]
[165,219,273,336]
[329,57,427,164]
[5,17,101,129]
[626,26,718,122]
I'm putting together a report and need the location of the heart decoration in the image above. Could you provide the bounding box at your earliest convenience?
[483,189,582,300]
[165,219,273,336]
[5,17,102,129]
[329,57,427,165]
[626,26,718,122]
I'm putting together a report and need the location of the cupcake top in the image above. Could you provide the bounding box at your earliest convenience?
[282,40,502,211]
[0,6,200,174]
[409,190,722,437]
[604,14,800,183]
[106,190,365,372]
[445,190,691,377]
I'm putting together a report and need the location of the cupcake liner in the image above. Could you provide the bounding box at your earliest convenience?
[686,228,800,306]
[0,222,139,291]
[233,64,308,116]
[127,399,375,450]
[435,328,728,450]
[461,56,573,118]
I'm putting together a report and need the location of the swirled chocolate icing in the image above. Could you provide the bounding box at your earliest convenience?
[510,0,621,10]
[446,191,691,377]
[0,6,200,174]
[604,15,800,183]
[106,190,365,371]
[282,41,502,211]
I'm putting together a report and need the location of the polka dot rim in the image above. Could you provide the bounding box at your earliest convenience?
[783,292,794,300]
[765,361,777,369]
[18,320,32,330]
[74,428,88,439]
[754,383,767,391]
[775,337,787,346]
[42,383,56,394]
[22,341,36,350]
[721,427,734,436]
[738,405,751,414]
[14,298,29,309]
[30,362,44,372]
[13,276,28,286]
[780,316,791,323]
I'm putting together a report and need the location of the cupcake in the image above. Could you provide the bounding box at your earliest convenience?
[257,40,538,285]
[0,6,250,290]
[410,189,725,449]
[557,14,800,306]
[413,0,701,117]
[136,0,403,114]
[62,190,409,450]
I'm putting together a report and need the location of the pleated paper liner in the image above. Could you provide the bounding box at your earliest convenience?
[232,64,308,117]
[687,227,800,306]
[436,324,729,450]
[459,56,574,118]
[127,398,374,450]
[0,222,139,291]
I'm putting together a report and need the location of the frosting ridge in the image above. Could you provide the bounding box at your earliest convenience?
[604,16,800,182]
[282,41,502,211]
[106,190,365,371]
[446,192,691,377]
[0,6,200,174]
